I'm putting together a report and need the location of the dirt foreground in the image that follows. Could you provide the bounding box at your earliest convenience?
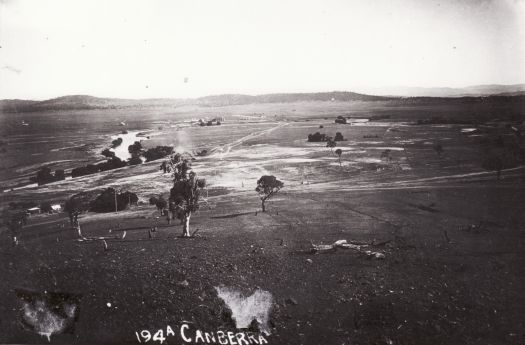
[1,174,524,345]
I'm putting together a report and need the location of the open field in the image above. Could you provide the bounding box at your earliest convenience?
[1,99,525,344]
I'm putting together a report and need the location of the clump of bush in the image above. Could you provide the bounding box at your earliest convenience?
[72,143,175,179]
[101,148,116,158]
[128,156,143,165]
[99,158,128,171]
[71,164,98,178]
[128,141,143,157]
[143,146,174,162]
[40,201,53,213]
[149,195,167,213]
[198,118,222,126]
[65,190,102,217]
[111,137,123,148]
[334,132,345,141]
[71,157,127,178]
[308,132,328,142]
[308,131,345,142]
[89,188,138,213]
[335,116,347,124]
[30,167,66,185]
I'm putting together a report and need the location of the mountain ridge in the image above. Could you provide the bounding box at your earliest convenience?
[1,87,525,113]
[354,83,525,98]
[0,91,391,112]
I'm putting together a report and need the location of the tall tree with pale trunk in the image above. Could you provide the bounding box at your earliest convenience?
[164,153,206,237]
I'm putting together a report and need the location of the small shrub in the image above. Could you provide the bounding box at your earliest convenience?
[335,116,347,124]
[334,132,345,141]
[40,202,53,213]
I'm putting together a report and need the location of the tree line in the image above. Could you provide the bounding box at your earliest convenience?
[32,143,176,183]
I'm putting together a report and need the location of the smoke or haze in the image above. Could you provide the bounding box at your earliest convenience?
[173,130,193,154]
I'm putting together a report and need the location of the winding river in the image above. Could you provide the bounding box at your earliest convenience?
[109,131,146,161]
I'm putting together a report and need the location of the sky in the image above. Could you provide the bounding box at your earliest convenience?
[0,0,524,100]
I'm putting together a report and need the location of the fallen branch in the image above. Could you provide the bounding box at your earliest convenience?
[77,235,122,242]
[311,239,385,259]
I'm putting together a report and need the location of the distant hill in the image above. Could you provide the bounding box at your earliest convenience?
[0,92,391,112]
[196,91,391,106]
[1,87,524,113]
[388,95,525,106]
[356,84,525,98]
[462,84,525,96]
[0,99,39,112]
[0,95,190,113]
[494,90,525,97]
